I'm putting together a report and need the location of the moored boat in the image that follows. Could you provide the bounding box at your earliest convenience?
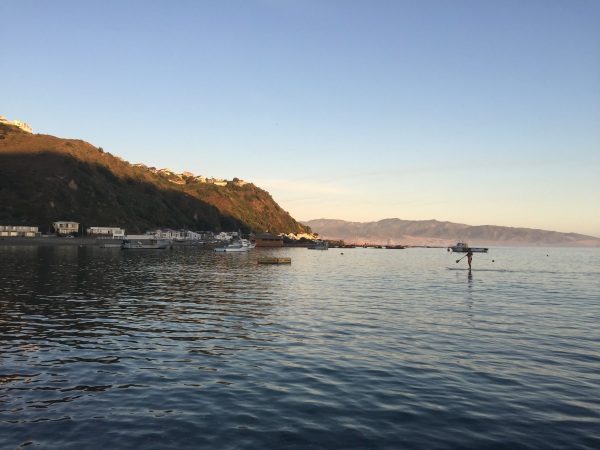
[215,238,255,252]
[121,238,169,250]
[448,242,488,253]
[307,240,329,250]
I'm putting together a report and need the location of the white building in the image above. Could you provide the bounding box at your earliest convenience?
[215,231,240,241]
[148,229,211,241]
[86,227,125,238]
[0,116,32,133]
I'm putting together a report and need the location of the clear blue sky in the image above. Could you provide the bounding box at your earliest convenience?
[2,0,599,236]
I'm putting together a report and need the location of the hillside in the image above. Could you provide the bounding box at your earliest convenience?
[303,218,600,247]
[0,123,310,235]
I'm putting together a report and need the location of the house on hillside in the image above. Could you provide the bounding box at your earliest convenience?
[0,116,32,133]
[52,221,79,236]
[207,178,227,186]
[251,232,283,247]
[0,222,40,237]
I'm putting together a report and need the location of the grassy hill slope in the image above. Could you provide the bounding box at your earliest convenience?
[0,123,309,235]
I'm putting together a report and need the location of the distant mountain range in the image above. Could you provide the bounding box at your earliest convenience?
[302,218,600,247]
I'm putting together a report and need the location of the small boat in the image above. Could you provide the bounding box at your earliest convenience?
[121,238,169,250]
[448,242,488,253]
[307,240,329,250]
[215,238,255,252]
[257,257,291,264]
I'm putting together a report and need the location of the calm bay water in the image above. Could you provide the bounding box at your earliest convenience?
[1,245,599,449]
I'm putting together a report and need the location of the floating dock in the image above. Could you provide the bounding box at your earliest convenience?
[257,257,291,264]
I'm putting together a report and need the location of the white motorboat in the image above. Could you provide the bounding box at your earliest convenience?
[215,238,255,252]
[448,242,488,253]
[307,240,329,250]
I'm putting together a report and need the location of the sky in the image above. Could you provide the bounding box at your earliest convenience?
[2,0,599,237]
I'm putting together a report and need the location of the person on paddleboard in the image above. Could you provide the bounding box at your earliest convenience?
[467,250,473,270]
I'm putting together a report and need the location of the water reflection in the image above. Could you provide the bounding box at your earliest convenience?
[2,246,600,449]
[0,247,286,368]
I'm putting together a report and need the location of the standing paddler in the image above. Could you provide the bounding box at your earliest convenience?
[467,250,473,270]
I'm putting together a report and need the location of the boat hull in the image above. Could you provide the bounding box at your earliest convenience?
[307,240,329,250]
[450,246,488,253]
[121,239,169,250]
[214,246,247,252]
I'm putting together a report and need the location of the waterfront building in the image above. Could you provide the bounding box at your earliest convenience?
[86,226,125,238]
[0,222,40,237]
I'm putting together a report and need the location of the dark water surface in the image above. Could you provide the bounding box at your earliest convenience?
[1,245,599,449]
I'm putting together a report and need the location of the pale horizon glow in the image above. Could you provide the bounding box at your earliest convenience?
[2,1,599,237]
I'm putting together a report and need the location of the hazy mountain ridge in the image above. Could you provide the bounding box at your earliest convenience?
[303,218,600,247]
[0,123,310,235]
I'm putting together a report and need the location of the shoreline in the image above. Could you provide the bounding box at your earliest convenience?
[0,237,97,246]
[0,237,214,248]
[2,237,596,249]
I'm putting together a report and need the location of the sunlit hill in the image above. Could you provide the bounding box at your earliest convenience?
[0,122,310,235]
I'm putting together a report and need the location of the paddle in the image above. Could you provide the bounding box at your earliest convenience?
[456,254,468,263]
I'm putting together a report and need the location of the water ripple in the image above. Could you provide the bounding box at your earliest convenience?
[1,246,599,448]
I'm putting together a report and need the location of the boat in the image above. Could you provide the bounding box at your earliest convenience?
[121,238,169,250]
[448,242,488,253]
[307,240,329,250]
[214,238,255,252]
